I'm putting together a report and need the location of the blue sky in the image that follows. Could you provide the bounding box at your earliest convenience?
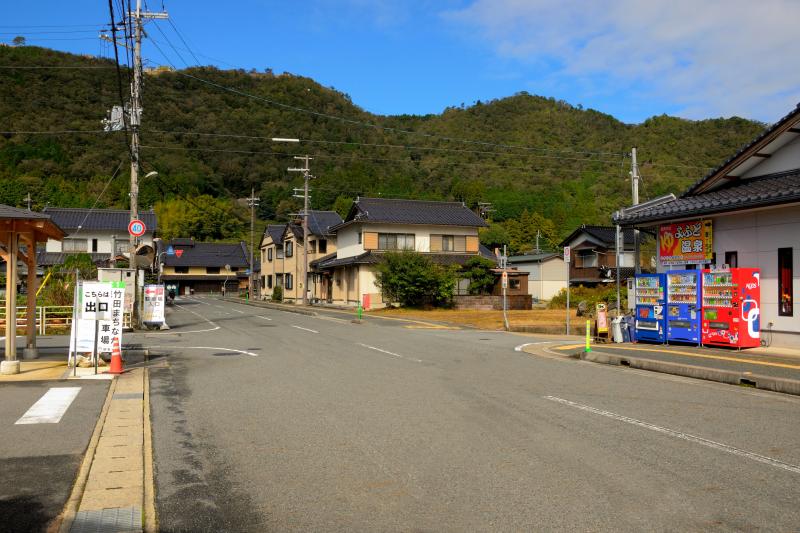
[2,0,798,124]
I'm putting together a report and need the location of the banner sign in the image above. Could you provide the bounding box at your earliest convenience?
[70,281,126,355]
[659,219,713,265]
[143,284,165,325]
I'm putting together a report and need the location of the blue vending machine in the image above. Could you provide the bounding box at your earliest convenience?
[634,273,666,343]
[666,269,702,344]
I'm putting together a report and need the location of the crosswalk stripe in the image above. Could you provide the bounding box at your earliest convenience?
[15,387,81,425]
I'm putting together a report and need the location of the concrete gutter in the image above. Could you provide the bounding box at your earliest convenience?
[579,350,800,396]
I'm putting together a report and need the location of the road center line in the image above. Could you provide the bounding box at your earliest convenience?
[232,309,246,314]
[291,325,319,334]
[357,343,423,363]
[255,315,272,321]
[544,395,800,475]
[16,387,81,424]
[149,345,258,357]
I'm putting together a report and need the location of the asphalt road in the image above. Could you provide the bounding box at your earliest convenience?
[144,297,800,532]
[0,380,109,533]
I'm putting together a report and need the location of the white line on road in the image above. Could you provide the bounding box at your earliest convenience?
[357,343,423,363]
[16,387,81,424]
[256,316,272,321]
[149,345,258,357]
[514,342,555,351]
[232,309,246,314]
[291,325,319,334]
[544,395,800,476]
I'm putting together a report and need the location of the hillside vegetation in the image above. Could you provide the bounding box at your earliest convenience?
[0,46,765,250]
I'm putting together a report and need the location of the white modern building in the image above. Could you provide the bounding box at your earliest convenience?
[507,252,568,302]
[614,103,800,347]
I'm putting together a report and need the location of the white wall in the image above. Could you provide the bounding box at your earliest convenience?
[510,257,568,301]
[336,223,479,259]
[742,135,800,177]
[657,205,800,336]
[46,230,154,253]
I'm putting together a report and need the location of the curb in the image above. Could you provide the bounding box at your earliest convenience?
[221,297,318,317]
[56,377,118,533]
[143,367,156,533]
[580,350,800,396]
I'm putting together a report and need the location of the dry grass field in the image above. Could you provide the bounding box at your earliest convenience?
[369,307,580,331]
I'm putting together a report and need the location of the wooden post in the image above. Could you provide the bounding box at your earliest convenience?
[4,230,18,363]
[23,233,37,358]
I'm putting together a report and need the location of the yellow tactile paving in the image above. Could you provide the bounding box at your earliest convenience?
[0,360,67,381]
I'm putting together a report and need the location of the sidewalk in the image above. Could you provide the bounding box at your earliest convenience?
[538,340,800,396]
[59,367,154,533]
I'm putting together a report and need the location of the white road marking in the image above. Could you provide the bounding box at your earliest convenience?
[214,305,225,309]
[357,343,423,363]
[316,315,348,323]
[291,325,319,334]
[232,309,246,314]
[514,342,555,351]
[149,345,258,357]
[149,304,221,335]
[544,395,800,475]
[256,315,272,321]
[16,387,81,424]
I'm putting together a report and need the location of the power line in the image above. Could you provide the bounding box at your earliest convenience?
[0,65,118,69]
[165,18,201,65]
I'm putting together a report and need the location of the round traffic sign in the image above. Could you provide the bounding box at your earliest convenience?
[128,219,146,237]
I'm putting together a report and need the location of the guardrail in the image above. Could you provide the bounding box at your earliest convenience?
[0,306,75,335]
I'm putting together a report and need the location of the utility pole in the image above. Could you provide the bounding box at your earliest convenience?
[630,147,641,274]
[25,193,32,211]
[126,1,167,327]
[477,202,494,220]
[246,188,259,301]
[289,156,313,306]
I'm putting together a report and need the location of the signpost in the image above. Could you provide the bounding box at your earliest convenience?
[128,219,146,238]
[142,284,166,327]
[69,281,126,374]
[501,246,509,331]
[564,246,571,334]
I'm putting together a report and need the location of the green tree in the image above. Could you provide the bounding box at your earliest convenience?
[375,251,458,307]
[155,196,245,240]
[332,195,353,219]
[479,223,509,252]
[12,36,25,46]
[462,256,496,295]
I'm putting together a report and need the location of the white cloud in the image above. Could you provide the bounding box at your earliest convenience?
[444,0,800,122]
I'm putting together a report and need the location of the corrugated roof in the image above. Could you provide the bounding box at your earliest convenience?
[614,169,800,225]
[335,197,488,229]
[42,207,158,232]
[162,240,249,268]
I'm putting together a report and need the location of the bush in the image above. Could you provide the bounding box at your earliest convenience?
[548,284,627,312]
[375,250,458,308]
[463,256,496,295]
[271,284,283,302]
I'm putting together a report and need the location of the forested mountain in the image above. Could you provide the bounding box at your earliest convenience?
[0,46,765,250]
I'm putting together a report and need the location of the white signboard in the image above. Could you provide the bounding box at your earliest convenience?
[143,284,165,325]
[69,281,126,356]
[564,246,571,263]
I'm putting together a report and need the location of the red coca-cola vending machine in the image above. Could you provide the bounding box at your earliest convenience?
[701,268,761,348]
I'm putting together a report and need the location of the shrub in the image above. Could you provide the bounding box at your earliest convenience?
[271,284,283,302]
[548,284,627,313]
[463,256,496,295]
[375,250,458,308]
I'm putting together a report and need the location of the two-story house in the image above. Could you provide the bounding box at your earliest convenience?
[38,207,157,268]
[314,197,488,308]
[558,225,647,285]
[160,238,249,295]
[259,211,343,302]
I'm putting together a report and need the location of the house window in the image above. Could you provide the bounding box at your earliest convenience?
[358,232,362,245]
[725,251,738,268]
[174,266,189,274]
[442,235,454,252]
[285,241,293,257]
[578,251,598,268]
[63,238,88,252]
[276,273,284,287]
[115,241,129,255]
[268,248,273,261]
[207,267,220,274]
[91,239,98,252]
[267,275,273,289]
[277,245,284,259]
[285,273,293,290]
[309,240,317,254]
[779,247,793,317]
[378,233,415,250]
[510,278,520,290]
[318,239,327,254]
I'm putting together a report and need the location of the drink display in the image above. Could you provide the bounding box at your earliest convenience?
[634,273,666,343]
[701,268,761,348]
[666,269,701,344]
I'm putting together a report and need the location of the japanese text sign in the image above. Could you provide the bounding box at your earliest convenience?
[659,219,713,265]
[143,284,165,324]
[74,281,126,353]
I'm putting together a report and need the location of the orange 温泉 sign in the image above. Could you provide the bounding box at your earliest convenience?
[659,219,713,265]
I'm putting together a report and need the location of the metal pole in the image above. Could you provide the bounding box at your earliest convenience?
[616,224,621,316]
[631,147,641,274]
[302,163,310,306]
[249,187,256,301]
[502,244,509,331]
[566,268,570,335]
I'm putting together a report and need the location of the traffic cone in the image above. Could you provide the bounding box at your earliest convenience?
[107,337,124,374]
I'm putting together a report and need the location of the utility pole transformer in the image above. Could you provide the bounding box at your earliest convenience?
[247,188,260,301]
[289,156,313,306]
[630,147,641,274]
[127,0,167,327]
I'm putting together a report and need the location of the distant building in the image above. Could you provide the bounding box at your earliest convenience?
[38,207,157,268]
[558,225,643,286]
[507,252,568,301]
[159,239,249,295]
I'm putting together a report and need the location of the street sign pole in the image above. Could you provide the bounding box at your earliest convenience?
[564,246,571,335]
[502,245,509,331]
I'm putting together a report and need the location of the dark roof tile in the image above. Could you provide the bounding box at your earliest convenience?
[336,197,487,229]
[42,207,157,232]
[163,240,249,268]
